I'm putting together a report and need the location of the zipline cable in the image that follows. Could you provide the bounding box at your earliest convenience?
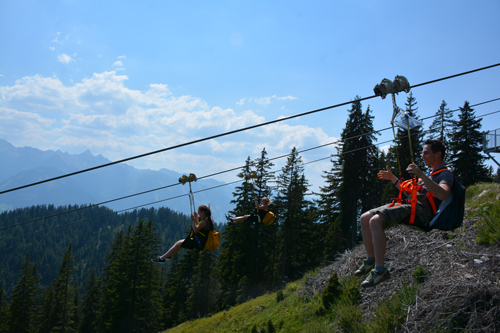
[2,63,499,195]
[5,105,500,242]
[2,103,499,232]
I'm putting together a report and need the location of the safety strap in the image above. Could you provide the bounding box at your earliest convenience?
[390,168,450,224]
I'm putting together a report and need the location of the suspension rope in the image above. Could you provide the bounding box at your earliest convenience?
[2,63,499,195]
[2,103,499,232]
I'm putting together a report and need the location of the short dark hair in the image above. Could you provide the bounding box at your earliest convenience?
[424,139,446,160]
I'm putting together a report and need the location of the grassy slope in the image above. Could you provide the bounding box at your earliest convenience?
[168,279,332,332]
[166,183,500,332]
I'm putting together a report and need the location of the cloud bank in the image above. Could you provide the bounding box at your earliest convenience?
[0,71,338,181]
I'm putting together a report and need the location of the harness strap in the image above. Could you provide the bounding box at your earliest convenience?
[398,178,418,225]
[390,168,449,224]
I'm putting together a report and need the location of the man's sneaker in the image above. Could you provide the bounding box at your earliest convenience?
[361,269,390,288]
[354,259,375,277]
[151,256,170,264]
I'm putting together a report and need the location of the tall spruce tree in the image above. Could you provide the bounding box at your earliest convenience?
[37,286,57,333]
[391,92,425,179]
[0,289,8,333]
[358,106,381,213]
[7,253,40,333]
[428,100,454,164]
[378,150,399,205]
[450,101,489,186]
[217,157,255,306]
[338,97,378,248]
[51,242,78,333]
[100,220,163,332]
[250,148,278,290]
[315,155,344,262]
[80,270,101,333]
[162,253,196,328]
[217,150,276,305]
[185,250,218,319]
[428,100,453,142]
[274,147,314,281]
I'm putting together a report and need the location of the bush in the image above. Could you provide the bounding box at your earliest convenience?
[412,265,428,284]
[276,290,284,303]
[321,272,341,310]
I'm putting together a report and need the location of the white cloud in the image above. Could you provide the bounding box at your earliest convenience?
[112,60,125,71]
[58,53,75,64]
[0,72,336,184]
[236,95,298,106]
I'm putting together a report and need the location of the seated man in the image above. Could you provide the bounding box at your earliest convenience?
[355,139,453,287]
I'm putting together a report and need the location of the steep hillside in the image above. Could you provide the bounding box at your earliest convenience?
[166,183,500,332]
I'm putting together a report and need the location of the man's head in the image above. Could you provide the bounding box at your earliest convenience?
[422,139,446,167]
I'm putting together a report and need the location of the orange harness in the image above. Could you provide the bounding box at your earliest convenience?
[388,168,449,225]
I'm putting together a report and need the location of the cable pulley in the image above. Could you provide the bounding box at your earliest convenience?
[179,173,197,214]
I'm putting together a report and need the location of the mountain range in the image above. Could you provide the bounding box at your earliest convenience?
[0,139,236,222]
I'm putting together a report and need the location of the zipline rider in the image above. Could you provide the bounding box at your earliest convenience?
[355,139,453,287]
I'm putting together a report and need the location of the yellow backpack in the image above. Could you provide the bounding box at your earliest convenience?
[204,219,221,251]
[261,211,275,226]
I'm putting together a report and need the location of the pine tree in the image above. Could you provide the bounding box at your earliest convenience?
[7,253,40,333]
[163,250,198,327]
[217,150,276,305]
[428,100,454,164]
[392,92,425,179]
[274,147,314,281]
[0,289,10,333]
[358,105,382,213]
[217,157,255,306]
[80,270,101,333]
[450,101,489,186]
[494,167,500,183]
[100,220,163,332]
[378,150,399,205]
[185,250,218,319]
[51,243,78,333]
[250,148,279,290]
[315,155,343,262]
[37,284,57,332]
[338,97,379,248]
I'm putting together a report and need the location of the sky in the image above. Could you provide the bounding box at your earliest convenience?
[1,0,500,199]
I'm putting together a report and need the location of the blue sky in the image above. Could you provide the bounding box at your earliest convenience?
[1,0,499,195]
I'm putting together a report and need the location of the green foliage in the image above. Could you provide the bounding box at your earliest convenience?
[0,205,191,298]
[100,220,163,332]
[275,290,284,303]
[7,253,40,333]
[333,298,365,332]
[0,289,10,333]
[51,243,79,332]
[367,283,418,332]
[450,101,489,186]
[321,272,341,310]
[476,198,500,244]
[267,319,276,333]
[338,97,380,248]
[412,265,429,284]
[428,100,454,165]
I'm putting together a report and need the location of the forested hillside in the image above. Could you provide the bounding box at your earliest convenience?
[0,204,195,297]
